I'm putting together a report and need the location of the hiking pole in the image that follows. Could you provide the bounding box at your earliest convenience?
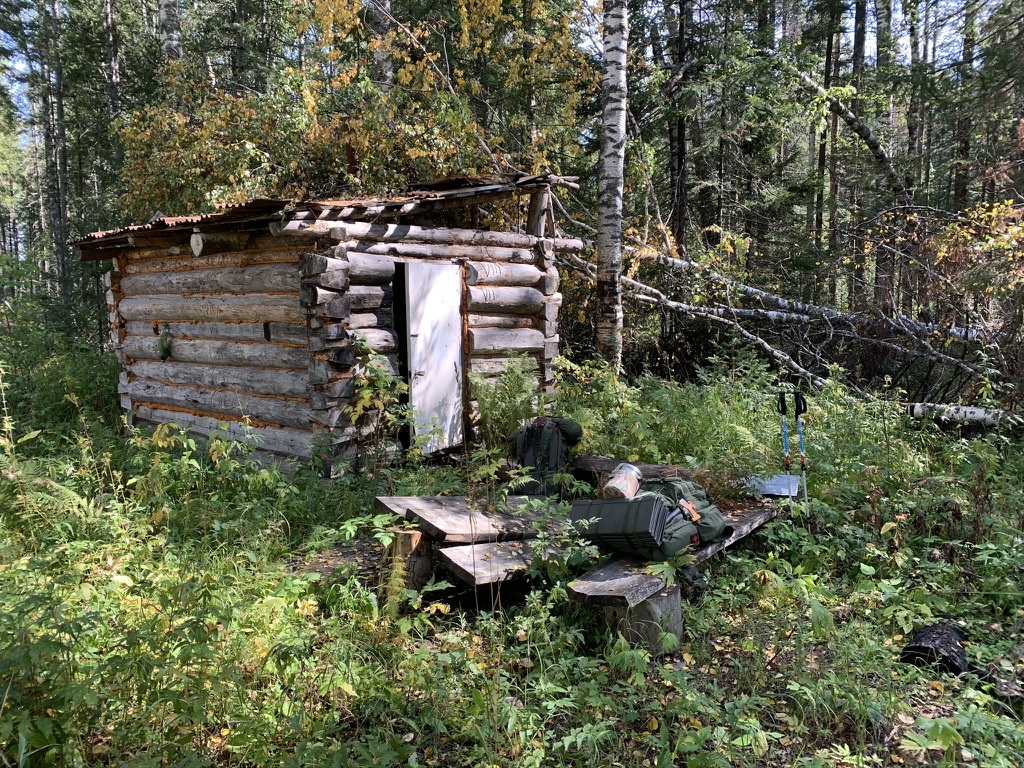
[777,392,794,516]
[794,391,810,521]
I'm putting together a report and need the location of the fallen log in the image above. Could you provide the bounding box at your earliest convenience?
[903,403,1023,428]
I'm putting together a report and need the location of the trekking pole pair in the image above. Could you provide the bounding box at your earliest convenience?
[777,391,810,519]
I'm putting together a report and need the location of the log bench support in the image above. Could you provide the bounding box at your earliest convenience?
[603,585,684,656]
[372,492,782,656]
[383,528,434,592]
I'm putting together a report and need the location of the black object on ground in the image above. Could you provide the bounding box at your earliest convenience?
[900,621,969,674]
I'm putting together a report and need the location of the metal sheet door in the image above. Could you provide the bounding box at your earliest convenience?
[406,262,464,453]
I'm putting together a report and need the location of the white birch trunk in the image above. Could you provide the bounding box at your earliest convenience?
[595,0,628,368]
[158,0,182,61]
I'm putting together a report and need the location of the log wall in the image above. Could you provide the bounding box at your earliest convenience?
[106,190,575,462]
[298,221,563,457]
[113,242,314,457]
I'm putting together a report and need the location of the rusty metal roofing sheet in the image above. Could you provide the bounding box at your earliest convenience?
[74,175,566,257]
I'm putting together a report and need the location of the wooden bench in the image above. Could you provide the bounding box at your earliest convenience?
[374,489,782,653]
[566,503,781,653]
[372,495,563,589]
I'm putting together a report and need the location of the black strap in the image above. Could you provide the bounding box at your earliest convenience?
[794,391,808,416]
[537,418,557,470]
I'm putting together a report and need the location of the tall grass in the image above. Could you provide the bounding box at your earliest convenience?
[2,330,1024,766]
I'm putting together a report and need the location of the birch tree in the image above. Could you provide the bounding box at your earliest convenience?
[595,0,628,369]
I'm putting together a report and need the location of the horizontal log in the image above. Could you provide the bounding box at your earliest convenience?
[311,375,356,401]
[344,252,396,284]
[119,293,303,324]
[465,261,544,288]
[308,359,338,386]
[347,284,393,310]
[544,293,562,323]
[313,323,349,342]
[348,311,393,329]
[127,234,193,249]
[469,327,545,353]
[343,221,589,251]
[122,248,303,276]
[132,404,313,458]
[123,320,306,345]
[351,328,398,354]
[544,336,560,359]
[120,263,298,296]
[300,284,347,308]
[467,286,545,316]
[467,314,537,329]
[190,232,256,257]
[130,361,310,398]
[326,346,357,366]
[306,297,351,321]
[540,267,559,295]
[300,253,348,278]
[123,335,308,368]
[309,408,353,429]
[346,240,535,264]
[122,378,311,430]
[552,237,587,253]
[904,403,1023,428]
[307,324,350,351]
[308,392,350,411]
[468,356,539,375]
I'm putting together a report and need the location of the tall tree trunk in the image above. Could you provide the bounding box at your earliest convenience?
[232,0,246,90]
[364,0,394,91]
[103,0,120,119]
[668,0,691,251]
[596,0,628,369]
[825,26,841,304]
[813,3,840,248]
[873,0,894,312]
[905,0,923,197]
[158,0,182,62]
[39,0,70,303]
[953,1,976,211]
[521,0,537,167]
[850,0,866,309]
[875,0,893,70]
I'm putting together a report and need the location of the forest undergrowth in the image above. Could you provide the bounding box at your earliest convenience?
[2,324,1023,767]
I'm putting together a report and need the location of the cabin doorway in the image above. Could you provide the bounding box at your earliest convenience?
[394,262,465,454]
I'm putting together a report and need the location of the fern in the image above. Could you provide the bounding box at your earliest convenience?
[469,354,549,448]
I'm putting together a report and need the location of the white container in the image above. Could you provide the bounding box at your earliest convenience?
[601,462,643,499]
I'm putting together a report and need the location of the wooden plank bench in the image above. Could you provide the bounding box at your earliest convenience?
[372,495,564,589]
[373,495,552,544]
[569,501,780,605]
[566,501,781,653]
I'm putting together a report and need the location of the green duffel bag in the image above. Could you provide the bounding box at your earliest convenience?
[636,478,730,559]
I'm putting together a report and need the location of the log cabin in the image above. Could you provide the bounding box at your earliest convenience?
[74,175,586,467]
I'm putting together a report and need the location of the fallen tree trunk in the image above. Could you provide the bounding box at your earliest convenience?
[903,403,1023,428]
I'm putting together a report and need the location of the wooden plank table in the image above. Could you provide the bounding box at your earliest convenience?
[373,493,780,590]
[437,540,562,585]
[373,495,553,543]
[567,501,781,607]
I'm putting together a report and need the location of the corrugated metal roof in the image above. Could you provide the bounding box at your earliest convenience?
[73,199,290,247]
[74,175,572,258]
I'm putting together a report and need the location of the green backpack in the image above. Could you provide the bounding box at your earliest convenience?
[635,478,730,561]
[509,417,583,495]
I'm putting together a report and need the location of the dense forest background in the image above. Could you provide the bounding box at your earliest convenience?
[1,0,1023,394]
[3,2,1024,766]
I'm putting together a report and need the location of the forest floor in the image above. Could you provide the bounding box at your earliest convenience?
[2,345,1024,767]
